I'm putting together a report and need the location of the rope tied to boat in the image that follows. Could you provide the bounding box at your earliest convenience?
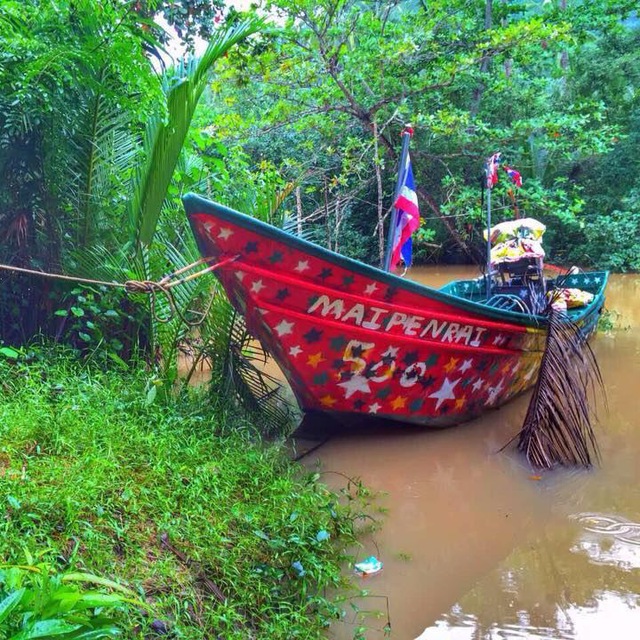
[0,254,240,327]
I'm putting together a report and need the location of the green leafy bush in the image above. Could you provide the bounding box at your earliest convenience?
[0,556,138,639]
[0,347,374,639]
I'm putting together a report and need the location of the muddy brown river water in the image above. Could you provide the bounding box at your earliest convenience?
[309,267,640,640]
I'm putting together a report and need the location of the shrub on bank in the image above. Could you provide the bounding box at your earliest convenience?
[0,348,370,639]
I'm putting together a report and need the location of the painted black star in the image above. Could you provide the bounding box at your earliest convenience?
[269,251,284,264]
[419,375,436,389]
[318,268,333,280]
[350,344,365,358]
[354,399,366,411]
[307,294,319,307]
[376,387,392,400]
[332,359,345,370]
[384,286,398,301]
[363,363,378,379]
[409,399,424,412]
[403,368,418,382]
[313,372,329,385]
[244,241,259,254]
[329,336,347,351]
[476,359,489,372]
[460,377,472,389]
[303,328,323,343]
[339,370,354,381]
[275,288,290,301]
[342,275,355,286]
[402,350,419,366]
[489,363,500,376]
[381,355,395,366]
[424,353,439,368]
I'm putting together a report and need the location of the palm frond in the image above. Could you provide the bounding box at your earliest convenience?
[516,306,604,469]
[64,73,138,250]
[202,309,296,437]
[131,17,263,249]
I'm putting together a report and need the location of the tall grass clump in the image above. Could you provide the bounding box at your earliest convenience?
[0,347,373,639]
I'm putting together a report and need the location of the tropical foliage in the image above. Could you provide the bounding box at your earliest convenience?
[207,0,640,270]
[0,349,374,639]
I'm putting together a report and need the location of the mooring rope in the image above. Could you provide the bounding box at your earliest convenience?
[0,254,240,327]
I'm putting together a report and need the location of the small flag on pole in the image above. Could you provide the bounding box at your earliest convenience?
[503,165,522,188]
[486,152,501,189]
[390,154,420,270]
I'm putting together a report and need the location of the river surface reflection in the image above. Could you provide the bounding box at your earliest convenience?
[311,267,640,640]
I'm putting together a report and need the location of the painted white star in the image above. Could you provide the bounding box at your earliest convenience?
[368,402,381,414]
[235,271,246,282]
[203,221,215,234]
[487,378,505,405]
[364,283,378,295]
[429,377,460,410]
[250,279,265,294]
[289,345,302,357]
[338,374,371,399]
[381,346,399,359]
[294,260,310,273]
[583,276,591,284]
[472,377,484,392]
[218,227,233,240]
[511,361,521,375]
[459,358,473,373]
[274,319,294,337]
[568,277,578,286]
[594,277,601,284]
[492,334,507,346]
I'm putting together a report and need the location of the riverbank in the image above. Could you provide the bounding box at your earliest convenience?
[0,348,371,639]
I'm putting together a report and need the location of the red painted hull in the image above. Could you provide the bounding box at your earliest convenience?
[184,194,607,428]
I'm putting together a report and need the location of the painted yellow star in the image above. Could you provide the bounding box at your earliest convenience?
[307,352,326,369]
[443,357,459,373]
[390,396,407,410]
[320,395,337,407]
[455,396,467,410]
[501,361,512,374]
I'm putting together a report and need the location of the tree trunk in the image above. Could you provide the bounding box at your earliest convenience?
[416,186,479,262]
[295,186,303,236]
[470,0,493,118]
[373,123,385,268]
[559,0,569,93]
[323,177,331,250]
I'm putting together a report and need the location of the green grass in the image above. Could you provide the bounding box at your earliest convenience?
[0,349,370,638]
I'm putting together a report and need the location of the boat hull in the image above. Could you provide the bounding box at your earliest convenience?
[184,194,607,428]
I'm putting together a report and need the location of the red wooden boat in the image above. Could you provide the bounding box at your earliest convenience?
[184,193,607,429]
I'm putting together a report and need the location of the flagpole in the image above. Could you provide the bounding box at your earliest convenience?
[485,153,500,300]
[486,184,492,300]
[383,125,413,272]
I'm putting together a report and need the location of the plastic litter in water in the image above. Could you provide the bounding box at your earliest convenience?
[354,556,383,577]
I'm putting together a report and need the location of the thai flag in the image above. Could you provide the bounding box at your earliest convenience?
[391,154,420,270]
[486,152,501,189]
